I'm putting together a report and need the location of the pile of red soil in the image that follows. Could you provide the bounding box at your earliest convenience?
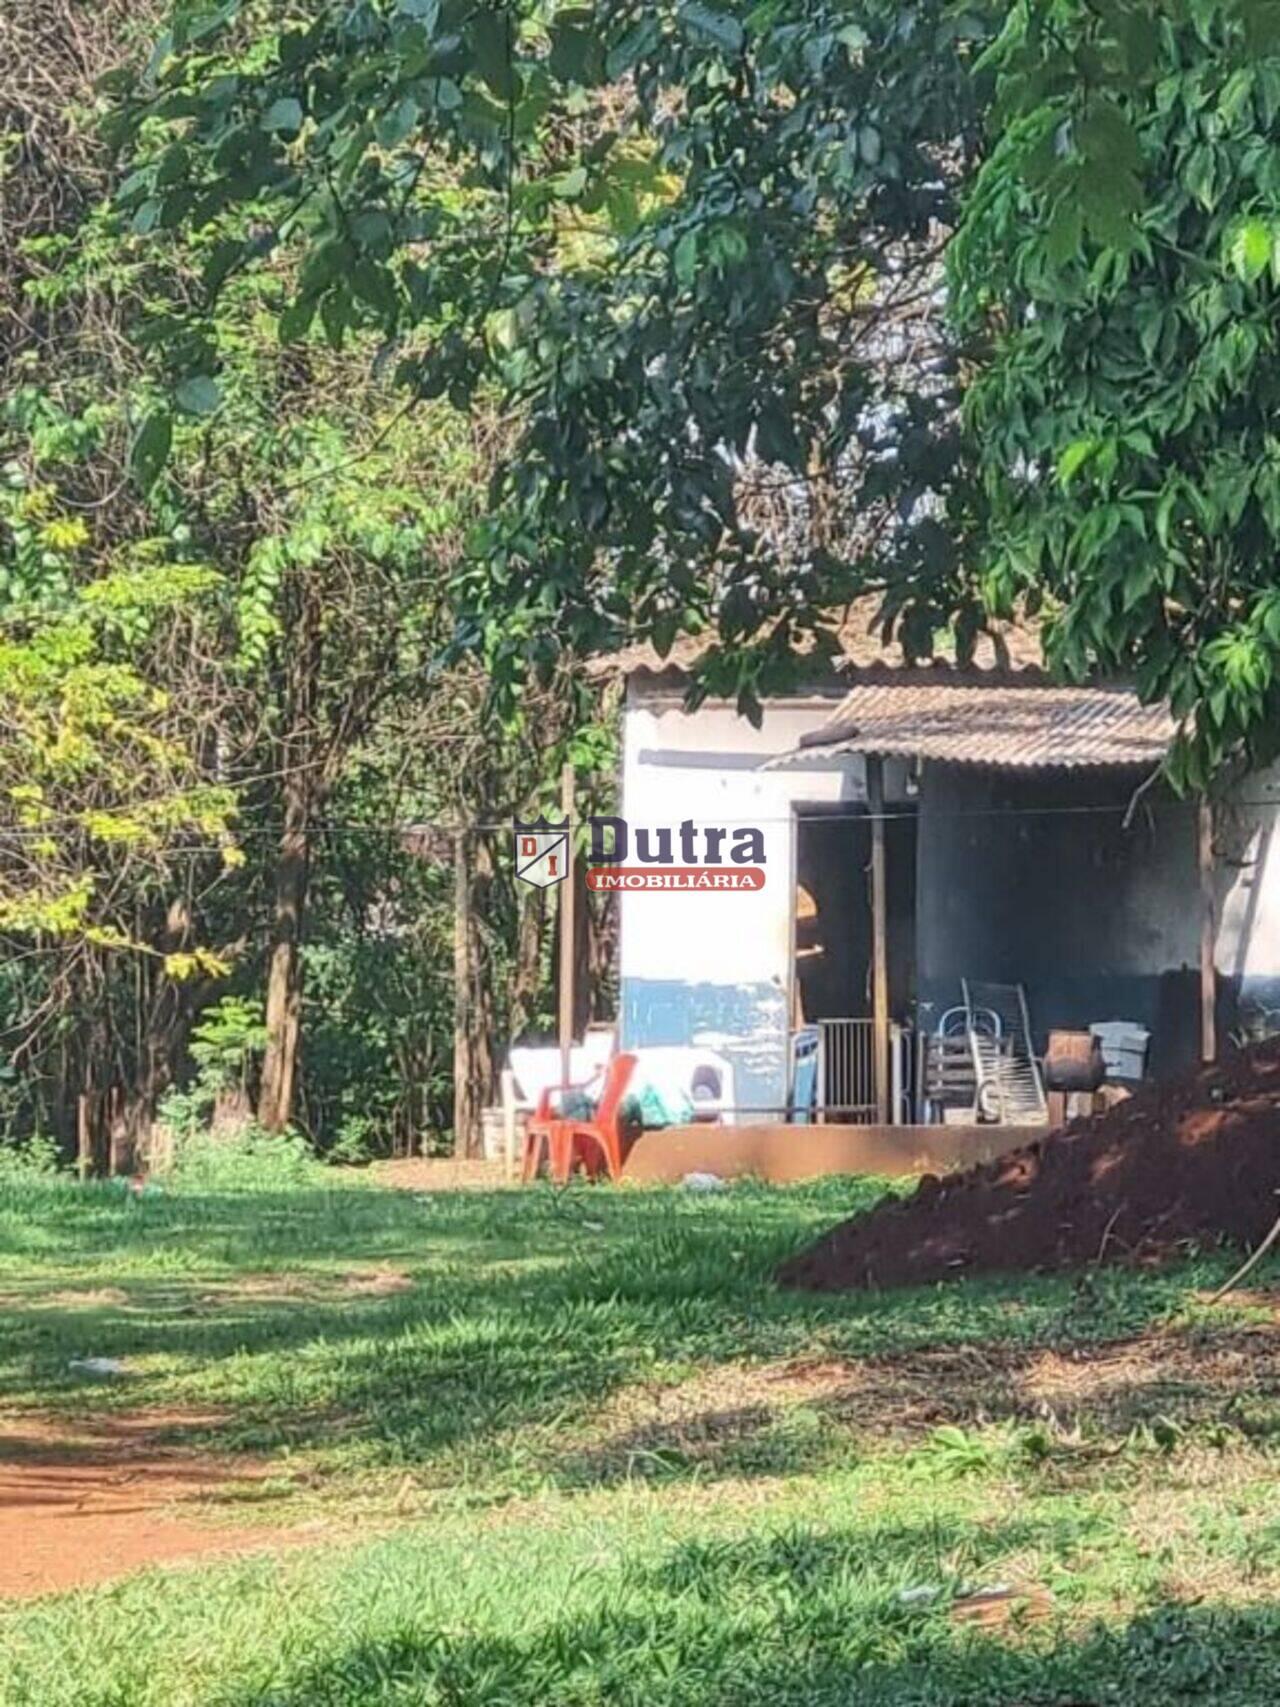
[779,1040,1280,1291]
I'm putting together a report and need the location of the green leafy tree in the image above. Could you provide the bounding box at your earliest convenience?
[951,0,1280,786]
[115,0,992,716]
[0,0,257,1163]
[2,0,623,1170]
[0,467,236,952]
[3,0,484,1160]
[122,0,1280,784]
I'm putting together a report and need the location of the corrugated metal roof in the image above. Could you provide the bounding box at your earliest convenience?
[793,681,1174,771]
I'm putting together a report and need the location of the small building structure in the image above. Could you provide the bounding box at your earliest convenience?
[607,608,1280,1124]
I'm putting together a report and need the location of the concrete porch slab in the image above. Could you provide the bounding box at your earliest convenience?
[621,1122,1043,1185]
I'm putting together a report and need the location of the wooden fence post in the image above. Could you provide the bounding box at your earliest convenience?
[1199,796,1216,1064]
[558,764,576,1091]
[867,756,890,1123]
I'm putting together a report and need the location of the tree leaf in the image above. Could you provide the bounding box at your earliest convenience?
[651,612,678,656]
[678,1,744,54]
[1227,217,1272,283]
[376,96,420,147]
[549,17,601,85]
[1078,97,1140,175]
[756,402,801,468]
[551,165,588,200]
[132,199,162,235]
[202,238,245,296]
[1057,438,1099,486]
[351,258,398,316]
[674,229,699,285]
[606,17,660,79]
[278,295,318,342]
[471,8,515,100]
[262,96,303,134]
[1045,196,1082,266]
[319,290,349,350]
[131,411,173,491]
[1183,143,1219,211]
[175,375,222,416]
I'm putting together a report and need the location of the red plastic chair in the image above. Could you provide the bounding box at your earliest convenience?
[521,1053,639,1184]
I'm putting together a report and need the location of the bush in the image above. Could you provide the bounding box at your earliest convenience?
[169,1124,333,1192]
[0,1134,64,1183]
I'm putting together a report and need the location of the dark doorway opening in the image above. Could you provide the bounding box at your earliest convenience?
[793,805,917,1026]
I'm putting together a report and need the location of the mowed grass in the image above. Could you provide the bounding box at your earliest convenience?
[2,1170,1280,1704]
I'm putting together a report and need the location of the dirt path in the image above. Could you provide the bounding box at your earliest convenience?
[375,1156,510,1191]
[0,1411,312,1601]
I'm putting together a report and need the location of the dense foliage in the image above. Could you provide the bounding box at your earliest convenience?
[0,0,604,1165]
[113,0,993,715]
[117,0,1280,777]
[9,0,1280,1166]
[952,0,1280,784]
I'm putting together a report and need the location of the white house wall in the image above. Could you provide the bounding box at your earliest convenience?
[1216,764,1280,1026]
[617,686,907,1120]
[616,693,1280,1109]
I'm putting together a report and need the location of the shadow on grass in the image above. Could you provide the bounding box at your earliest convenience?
[634,1504,1106,1596]
[204,1539,1280,1707]
[0,1177,1270,1486]
[558,1321,1280,1489]
[5,1486,1275,1705]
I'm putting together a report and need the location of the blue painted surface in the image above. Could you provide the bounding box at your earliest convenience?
[790,1027,818,1124]
[620,977,790,1119]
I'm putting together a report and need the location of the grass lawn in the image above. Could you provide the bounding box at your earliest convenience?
[2,1169,1280,1704]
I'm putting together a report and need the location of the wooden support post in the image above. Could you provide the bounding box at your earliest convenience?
[1199,795,1217,1064]
[867,756,891,1123]
[558,763,576,1091]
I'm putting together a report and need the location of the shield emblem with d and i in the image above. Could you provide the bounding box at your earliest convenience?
[513,817,570,889]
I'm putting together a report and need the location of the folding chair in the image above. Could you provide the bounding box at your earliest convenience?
[962,979,1047,1125]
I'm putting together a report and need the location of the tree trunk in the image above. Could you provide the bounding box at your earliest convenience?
[586,888,618,1025]
[258,578,323,1135]
[120,899,215,1158]
[452,830,478,1157]
[78,975,111,1177]
[452,830,499,1158]
[510,884,545,1041]
[258,767,312,1132]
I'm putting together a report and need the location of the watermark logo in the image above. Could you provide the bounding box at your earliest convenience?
[513,816,571,889]
[513,815,765,892]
